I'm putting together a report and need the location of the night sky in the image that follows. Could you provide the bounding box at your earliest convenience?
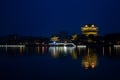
[0,0,120,36]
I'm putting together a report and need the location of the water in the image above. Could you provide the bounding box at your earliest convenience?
[0,46,120,80]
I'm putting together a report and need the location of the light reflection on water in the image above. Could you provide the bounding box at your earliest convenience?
[0,46,120,80]
[114,46,120,54]
[0,45,120,69]
[49,46,76,58]
[82,48,98,69]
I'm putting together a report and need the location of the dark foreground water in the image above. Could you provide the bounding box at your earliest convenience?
[0,46,120,80]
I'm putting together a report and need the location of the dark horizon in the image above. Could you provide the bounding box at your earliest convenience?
[1,0,120,36]
[0,29,120,37]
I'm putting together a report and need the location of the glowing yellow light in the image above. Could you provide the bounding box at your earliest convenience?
[71,34,78,40]
[91,25,94,27]
[82,48,98,69]
[84,62,89,69]
[91,63,95,68]
[85,25,88,27]
[50,36,59,42]
[81,24,98,36]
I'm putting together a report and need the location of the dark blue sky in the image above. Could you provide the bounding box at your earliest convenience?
[0,0,120,36]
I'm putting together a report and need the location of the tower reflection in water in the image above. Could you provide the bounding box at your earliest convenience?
[82,48,98,69]
[49,46,98,69]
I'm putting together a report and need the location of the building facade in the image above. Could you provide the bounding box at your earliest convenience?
[81,24,98,36]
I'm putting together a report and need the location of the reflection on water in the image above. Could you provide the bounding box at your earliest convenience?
[49,46,76,58]
[82,48,98,69]
[1,46,120,56]
[1,45,120,80]
[114,45,120,55]
[114,45,120,52]
[102,46,104,56]
[0,45,120,69]
[49,46,98,69]
[109,46,112,56]
[36,46,40,53]
[3,46,25,54]
[35,46,47,54]
[19,46,25,54]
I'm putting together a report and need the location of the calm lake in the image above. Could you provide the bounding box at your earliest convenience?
[0,46,120,80]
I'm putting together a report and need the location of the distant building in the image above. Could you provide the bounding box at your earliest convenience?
[50,36,59,42]
[81,24,98,36]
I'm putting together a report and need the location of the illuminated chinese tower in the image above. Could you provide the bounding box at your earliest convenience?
[81,24,98,36]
